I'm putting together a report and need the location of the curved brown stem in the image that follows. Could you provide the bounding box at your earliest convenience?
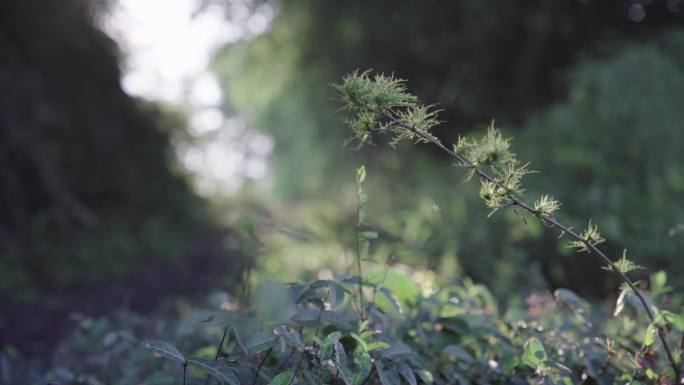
[378,111,680,381]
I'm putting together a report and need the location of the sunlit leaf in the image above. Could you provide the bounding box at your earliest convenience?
[366,268,420,308]
[366,341,389,352]
[414,369,433,384]
[377,287,402,314]
[522,337,547,369]
[350,333,368,352]
[614,289,627,317]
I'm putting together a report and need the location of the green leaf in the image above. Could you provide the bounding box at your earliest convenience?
[650,271,672,297]
[352,351,372,385]
[270,371,293,385]
[614,288,627,317]
[378,342,415,361]
[414,370,433,384]
[377,287,402,314]
[614,288,658,317]
[321,310,357,331]
[287,283,309,303]
[366,341,389,352]
[141,339,185,364]
[328,281,347,308]
[291,308,321,327]
[396,363,417,385]
[359,240,370,261]
[654,310,679,327]
[211,311,254,330]
[375,361,401,385]
[522,337,547,369]
[319,331,342,361]
[644,323,657,346]
[225,327,248,356]
[247,332,276,355]
[274,325,304,349]
[442,345,473,363]
[366,268,420,308]
[210,311,255,355]
[350,333,368,352]
[333,341,355,385]
[357,165,366,183]
[672,313,684,332]
[187,359,239,385]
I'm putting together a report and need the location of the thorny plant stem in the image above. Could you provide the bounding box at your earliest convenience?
[379,111,680,380]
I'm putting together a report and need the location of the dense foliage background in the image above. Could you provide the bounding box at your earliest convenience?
[214,0,684,296]
[1,0,683,383]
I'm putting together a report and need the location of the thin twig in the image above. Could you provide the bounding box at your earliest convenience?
[378,111,680,381]
[252,347,273,385]
[214,327,228,360]
[356,182,366,320]
[204,327,229,385]
[183,363,187,385]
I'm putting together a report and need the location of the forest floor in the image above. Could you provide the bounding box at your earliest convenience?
[0,230,244,363]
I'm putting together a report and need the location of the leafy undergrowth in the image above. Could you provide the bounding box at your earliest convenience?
[4,70,684,385]
[6,266,682,385]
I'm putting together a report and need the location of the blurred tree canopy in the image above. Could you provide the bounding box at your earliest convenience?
[1,0,682,301]
[214,0,684,296]
[215,0,684,198]
[0,0,211,298]
[520,31,684,286]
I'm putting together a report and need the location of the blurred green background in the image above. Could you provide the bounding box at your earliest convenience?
[1,0,683,361]
[213,0,684,296]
